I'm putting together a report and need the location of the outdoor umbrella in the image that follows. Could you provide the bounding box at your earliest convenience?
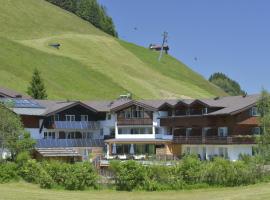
[112,143,117,154]
[130,144,135,155]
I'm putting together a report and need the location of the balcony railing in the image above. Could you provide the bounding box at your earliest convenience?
[173,136,256,145]
[35,139,104,148]
[117,118,153,126]
[48,121,100,130]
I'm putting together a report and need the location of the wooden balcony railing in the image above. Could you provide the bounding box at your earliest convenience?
[173,136,256,145]
[117,118,153,125]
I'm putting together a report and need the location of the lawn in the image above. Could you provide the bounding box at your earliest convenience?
[0,182,270,200]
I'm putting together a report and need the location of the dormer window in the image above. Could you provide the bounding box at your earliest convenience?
[202,107,208,115]
[250,107,259,116]
[124,106,145,119]
[81,115,88,121]
[65,115,75,121]
[53,114,60,121]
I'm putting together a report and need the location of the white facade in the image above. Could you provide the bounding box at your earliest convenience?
[182,145,253,161]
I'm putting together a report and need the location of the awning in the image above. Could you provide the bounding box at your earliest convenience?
[54,121,99,130]
[36,148,81,157]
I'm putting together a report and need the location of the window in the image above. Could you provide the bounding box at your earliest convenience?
[218,147,228,158]
[54,114,60,121]
[202,107,208,115]
[67,132,77,139]
[44,132,55,139]
[155,127,159,134]
[202,127,211,137]
[250,107,259,116]
[107,113,111,120]
[118,127,152,135]
[218,127,228,137]
[110,128,115,136]
[83,132,92,139]
[81,115,88,121]
[124,106,145,119]
[252,127,261,135]
[65,115,75,121]
[100,128,104,136]
[186,128,192,136]
[186,147,191,154]
[186,109,191,115]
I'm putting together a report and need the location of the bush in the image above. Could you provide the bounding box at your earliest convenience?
[42,161,69,185]
[179,155,204,184]
[20,159,42,183]
[144,165,186,191]
[111,160,146,191]
[0,162,19,183]
[15,151,30,167]
[39,169,54,189]
[62,162,97,190]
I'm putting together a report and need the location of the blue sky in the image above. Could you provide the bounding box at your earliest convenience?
[98,0,270,94]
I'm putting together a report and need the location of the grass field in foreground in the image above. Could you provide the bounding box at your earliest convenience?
[0,182,270,200]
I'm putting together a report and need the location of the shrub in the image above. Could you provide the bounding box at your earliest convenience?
[203,158,233,186]
[111,160,147,191]
[42,161,69,185]
[0,162,19,183]
[179,155,204,184]
[15,151,30,167]
[62,162,97,190]
[20,159,42,183]
[38,169,54,189]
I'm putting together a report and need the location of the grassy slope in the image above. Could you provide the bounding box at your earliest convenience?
[1,182,270,200]
[0,0,226,100]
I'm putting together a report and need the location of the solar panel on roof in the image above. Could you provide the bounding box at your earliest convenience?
[12,99,43,108]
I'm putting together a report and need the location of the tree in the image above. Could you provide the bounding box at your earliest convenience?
[257,88,270,162]
[209,72,246,96]
[45,0,118,37]
[27,68,48,99]
[0,104,35,160]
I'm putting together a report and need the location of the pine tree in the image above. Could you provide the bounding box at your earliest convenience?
[27,68,48,99]
[46,0,118,37]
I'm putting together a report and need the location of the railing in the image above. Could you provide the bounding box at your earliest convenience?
[117,118,153,125]
[173,136,256,144]
[35,139,105,148]
[48,121,100,130]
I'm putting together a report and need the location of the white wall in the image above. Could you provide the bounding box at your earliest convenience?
[182,145,253,161]
[228,145,253,161]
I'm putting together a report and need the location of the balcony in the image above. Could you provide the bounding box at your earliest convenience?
[173,136,256,145]
[117,118,153,126]
[49,121,100,130]
[35,139,104,148]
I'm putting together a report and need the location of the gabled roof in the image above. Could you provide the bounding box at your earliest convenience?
[8,93,260,116]
[206,95,260,116]
[0,87,30,98]
[110,100,158,112]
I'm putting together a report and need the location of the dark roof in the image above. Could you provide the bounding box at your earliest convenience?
[0,87,29,98]
[9,94,260,116]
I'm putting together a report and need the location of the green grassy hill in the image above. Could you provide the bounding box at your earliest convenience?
[0,0,226,100]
